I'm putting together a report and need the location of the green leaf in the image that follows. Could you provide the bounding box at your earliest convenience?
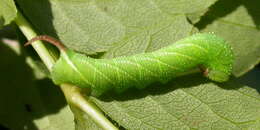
[0,40,74,130]
[0,0,17,28]
[196,0,260,76]
[14,0,260,129]
[150,0,219,23]
[15,0,217,55]
[92,72,260,129]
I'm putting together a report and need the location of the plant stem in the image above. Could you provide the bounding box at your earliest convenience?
[15,11,55,70]
[15,11,118,130]
[61,84,118,130]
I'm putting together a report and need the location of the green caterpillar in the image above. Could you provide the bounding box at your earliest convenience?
[26,33,234,97]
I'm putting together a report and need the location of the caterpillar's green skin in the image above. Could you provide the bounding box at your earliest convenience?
[51,33,234,96]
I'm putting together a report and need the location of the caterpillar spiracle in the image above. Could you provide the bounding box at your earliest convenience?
[26,33,234,97]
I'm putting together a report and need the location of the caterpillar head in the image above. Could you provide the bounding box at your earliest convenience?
[205,64,232,82]
[204,43,234,82]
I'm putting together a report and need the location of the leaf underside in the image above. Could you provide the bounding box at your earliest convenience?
[13,0,260,129]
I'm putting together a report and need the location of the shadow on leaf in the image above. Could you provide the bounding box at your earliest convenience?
[96,69,260,102]
[0,40,67,130]
[196,0,260,30]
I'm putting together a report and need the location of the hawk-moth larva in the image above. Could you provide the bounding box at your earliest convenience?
[26,33,234,97]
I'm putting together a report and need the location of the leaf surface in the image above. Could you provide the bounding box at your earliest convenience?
[0,40,74,130]
[92,72,260,129]
[196,0,260,76]
[0,0,17,28]
[14,0,260,129]
[15,0,217,55]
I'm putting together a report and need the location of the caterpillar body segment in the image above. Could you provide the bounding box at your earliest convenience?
[47,33,234,96]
